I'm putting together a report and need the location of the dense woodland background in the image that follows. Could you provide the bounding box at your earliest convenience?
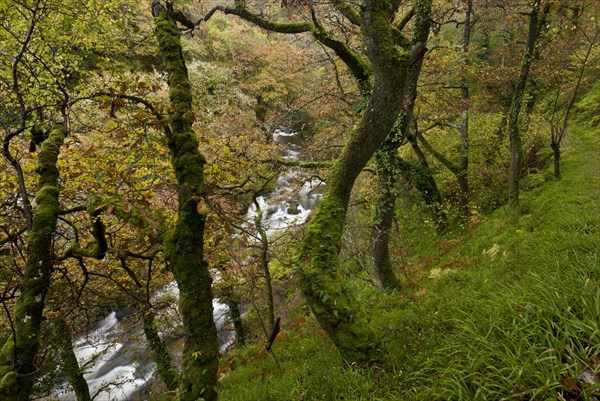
[0,0,598,400]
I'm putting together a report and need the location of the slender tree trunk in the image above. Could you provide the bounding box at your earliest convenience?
[255,94,270,143]
[406,136,446,229]
[458,0,473,216]
[223,293,245,346]
[300,0,432,363]
[141,309,180,391]
[152,5,219,401]
[548,26,598,181]
[551,141,561,179]
[52,318,91,401]
[371,3,431,291]
[0,123,66,401]
[117,256,180,391]
[508,0,545,207]
[371,149,403,291]
[253,198,275,331]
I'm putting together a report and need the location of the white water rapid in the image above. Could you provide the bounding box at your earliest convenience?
[247,129,324,236]
[53,297,232,401]
[53,129,322,400]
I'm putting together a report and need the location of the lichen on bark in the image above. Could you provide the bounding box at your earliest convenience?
[152,4,218,401]
[0,123,66,401]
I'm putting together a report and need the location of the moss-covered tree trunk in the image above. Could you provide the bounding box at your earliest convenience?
[51,318,91,401]
[406,136,446,228]
[0,123,66,401]
[224,293,245,347]
[508,0,545,207]
[371,149,403,291]
[371,4,431,291]
[152,5,219,401]
[141,308,180,391]
[300,0,432,363]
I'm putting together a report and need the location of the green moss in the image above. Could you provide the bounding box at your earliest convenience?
[154,10,218,401]
[142,311,180,390]
[0,371,17,391]
[0,123,65,401]
[52,319,91,401]
[300,197,380,363]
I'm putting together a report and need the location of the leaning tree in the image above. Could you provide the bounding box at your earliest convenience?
[200,0,432,362]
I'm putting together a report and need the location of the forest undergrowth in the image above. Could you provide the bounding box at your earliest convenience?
[215,108,599,400]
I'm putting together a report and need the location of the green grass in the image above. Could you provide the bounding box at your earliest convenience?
[215,118,599,400]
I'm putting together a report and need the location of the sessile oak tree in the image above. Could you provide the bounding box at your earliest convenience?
[201,0,432,362]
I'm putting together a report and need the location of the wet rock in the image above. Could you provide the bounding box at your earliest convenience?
[287,202,301,215]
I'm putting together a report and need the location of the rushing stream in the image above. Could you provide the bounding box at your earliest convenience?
[53,129,322,400]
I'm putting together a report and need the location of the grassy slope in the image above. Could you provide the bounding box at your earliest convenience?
[217,119,599,400]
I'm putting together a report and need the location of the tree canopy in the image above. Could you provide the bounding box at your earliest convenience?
[0,0,598,400]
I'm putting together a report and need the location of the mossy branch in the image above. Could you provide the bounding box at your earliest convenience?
[202,5,313,33]
[396,5,415,31]
[414,133,460,176]
[57,197,109,261]
[310,16,372,95]
[202,5,372,95]
[50,318,91,401]
[333,1,362,26]
[263,158,332,169]
[391,26,412,49]
[93,92,171,137]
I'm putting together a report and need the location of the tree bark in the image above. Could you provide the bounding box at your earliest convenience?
[300,0,432,363]
[0,123,66,401]
[405,136,446,229]
[458,0,473,216]
[51,318,91,401]
[551,141,561,179]
[371,149,403,291]
[141,308,180,391]
[253,197,275,331]
[371,3,431,291]
[152,5,219,401]
[223,293,245,347]
[508,0,545,208]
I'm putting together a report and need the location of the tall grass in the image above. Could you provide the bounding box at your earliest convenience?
[216,108,599,401]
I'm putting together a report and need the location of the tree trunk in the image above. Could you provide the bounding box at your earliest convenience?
[141,309,180,391]
[253,197,275,331]
[0,123,66,401]
[255,94,271,143]
[371,149,403,291]
[223,293,245,346]
[551,141,561,179]
[371,3,431,291]
[117,255,180,391]
[407,136,447,230]
[300,0,432,363]
[52,318,91,401]
[152,6,219,401]
[508,0,545,208]
[458,0,473,216]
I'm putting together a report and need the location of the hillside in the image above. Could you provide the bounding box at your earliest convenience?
[216,118,599,400]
